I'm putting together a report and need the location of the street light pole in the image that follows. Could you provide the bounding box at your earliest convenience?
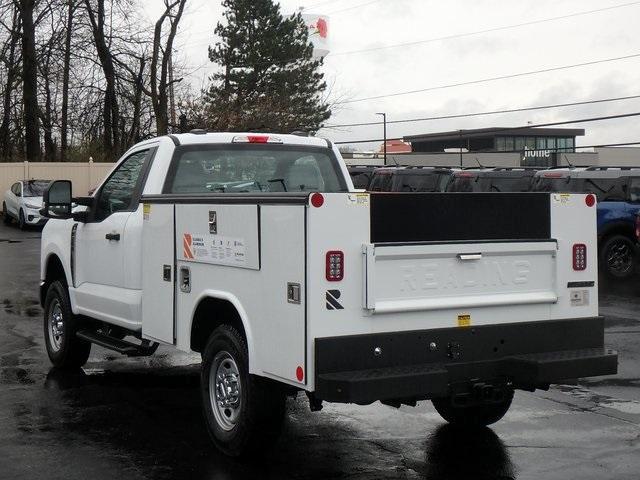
[376,112,387,165]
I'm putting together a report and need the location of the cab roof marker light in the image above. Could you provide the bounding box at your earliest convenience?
[232,135,283,144]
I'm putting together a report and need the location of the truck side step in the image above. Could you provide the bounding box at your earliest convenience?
[76,329,159,357]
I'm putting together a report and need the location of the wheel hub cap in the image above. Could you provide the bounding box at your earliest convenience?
[48,300,64,352]
[209,352,242,431]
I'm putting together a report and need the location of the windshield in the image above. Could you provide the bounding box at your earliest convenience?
[167,145,347,194]
[23,180,49,197]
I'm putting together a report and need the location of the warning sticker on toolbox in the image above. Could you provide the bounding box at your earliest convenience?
[347,193,369,206]
[552,193,571,204]
[183,233,246,266]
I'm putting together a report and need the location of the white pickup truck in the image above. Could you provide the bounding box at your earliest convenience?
[40,132,617,456]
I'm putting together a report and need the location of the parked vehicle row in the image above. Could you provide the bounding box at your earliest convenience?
[37,131,616,457]
[348,164,640,279]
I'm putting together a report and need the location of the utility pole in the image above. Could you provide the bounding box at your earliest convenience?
[376,112,387,165]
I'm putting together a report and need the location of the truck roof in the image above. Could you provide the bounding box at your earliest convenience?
[165,131,332,148]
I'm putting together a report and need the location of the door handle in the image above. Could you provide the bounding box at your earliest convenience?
[457,253,482,261]
[105,233,121,241]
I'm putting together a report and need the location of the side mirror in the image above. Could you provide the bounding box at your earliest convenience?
[42,180,73,219]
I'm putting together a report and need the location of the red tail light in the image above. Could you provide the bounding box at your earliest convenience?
[573,243,587,271]
[326,251,344,281]
[635,216,640,241]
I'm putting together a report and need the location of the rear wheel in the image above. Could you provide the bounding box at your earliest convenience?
[601,234,636,279]
[2,203,10,225]
[200,325,285,457]
[43,280,91,369]
[432,389,514,427]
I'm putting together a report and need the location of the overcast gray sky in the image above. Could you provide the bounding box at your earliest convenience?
[142,0,640,150]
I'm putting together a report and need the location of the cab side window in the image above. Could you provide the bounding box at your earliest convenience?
[94,150,148,221]
[629,178,640,202]
[12,183,21,196]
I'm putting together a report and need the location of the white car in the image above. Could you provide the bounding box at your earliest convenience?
[3,179,50,229]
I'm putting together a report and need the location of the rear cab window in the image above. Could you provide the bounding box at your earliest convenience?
[165,144,347,194]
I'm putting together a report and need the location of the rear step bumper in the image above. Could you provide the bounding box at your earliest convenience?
[316,348,617,403]
[314,317,618,404]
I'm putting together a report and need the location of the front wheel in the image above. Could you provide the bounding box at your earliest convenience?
[600,234,636,279]
[2,203,11,225]
[432,389,514,427]
[200,325,285,457]
[43,280,91,369]
[18,209,26,230]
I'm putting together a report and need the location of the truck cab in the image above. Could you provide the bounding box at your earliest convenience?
[39,132,617,457]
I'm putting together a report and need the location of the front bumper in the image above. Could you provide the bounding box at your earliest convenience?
[24,208,46,225]
[314,317,617,404]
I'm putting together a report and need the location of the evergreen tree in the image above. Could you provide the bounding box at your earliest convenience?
[204,0,331,132]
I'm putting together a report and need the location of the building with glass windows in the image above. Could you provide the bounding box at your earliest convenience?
[404,127,584,155]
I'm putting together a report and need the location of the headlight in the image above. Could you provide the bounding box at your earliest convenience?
[25,203,41,209]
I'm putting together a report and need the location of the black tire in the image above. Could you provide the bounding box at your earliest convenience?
[43,280,92,369]
[2,204,11,225]
[432,389,514,427]
[18,209,25,230]
[200,325,285,457]
[600,234,636,279]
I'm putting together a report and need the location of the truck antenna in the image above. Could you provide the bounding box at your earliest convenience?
[563,154,574,168]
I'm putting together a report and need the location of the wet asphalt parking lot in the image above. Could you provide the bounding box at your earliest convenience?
[0,221,639,480]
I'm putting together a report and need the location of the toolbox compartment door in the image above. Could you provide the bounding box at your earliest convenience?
[363,241,558,314]
[142,203,176,343]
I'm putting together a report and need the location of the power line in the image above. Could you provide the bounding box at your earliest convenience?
[323,94,640,128]
[327,0,384,15]
[305,0,343,10]
[330,1,640,56]
[332,111,640,144]
[337,53,640,104]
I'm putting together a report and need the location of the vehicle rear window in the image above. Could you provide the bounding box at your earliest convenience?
[369,172,394,191]
[448,175,534,192]
[531,176,628,200]
[350,172,373,189]
[397,173,439,192]
[531,176,583,193]
[23,180,50,197]
[166,145,347,194]
[447,175,479,192]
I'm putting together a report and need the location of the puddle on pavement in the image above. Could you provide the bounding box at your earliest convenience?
[0,367,36,385]
[558,384,640,415]
[2,298,42,317]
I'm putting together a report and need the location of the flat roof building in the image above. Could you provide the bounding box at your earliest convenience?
[404,127,585,155]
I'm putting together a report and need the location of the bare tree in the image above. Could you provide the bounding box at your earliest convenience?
[60,0,77,160]
[0,2,21,160]
[17,0,41,160]
[84,0,119,156]
[148,0,186,135]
